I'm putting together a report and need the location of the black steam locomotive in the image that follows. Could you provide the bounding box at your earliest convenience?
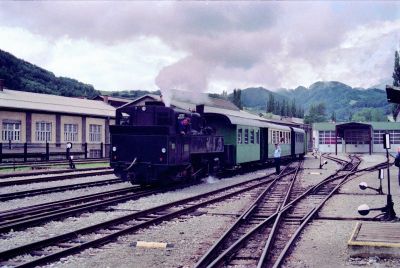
[110,101,224,185]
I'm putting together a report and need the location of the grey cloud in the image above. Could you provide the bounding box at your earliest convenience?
[0,1,399,91]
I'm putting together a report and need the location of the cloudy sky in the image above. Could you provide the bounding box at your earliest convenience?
[0,1,399,93]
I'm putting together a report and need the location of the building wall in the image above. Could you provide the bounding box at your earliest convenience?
[0,111,26,143]
[31,113,56,143]
[60,115,82,143]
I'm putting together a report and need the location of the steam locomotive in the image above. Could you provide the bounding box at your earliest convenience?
[110,100,306,185]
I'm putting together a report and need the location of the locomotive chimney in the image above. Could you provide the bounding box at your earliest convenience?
[196,104,204,114]
[103,95,109,104]
[0,79,4,91]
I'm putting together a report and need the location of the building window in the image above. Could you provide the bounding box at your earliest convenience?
[256,130,260,144]
[319,131,340,144]
[64,124,78,142]
[35,122,52,142]
[2,121,21,141]
[89,124,102,142]
[244,129,249,144]
[237,128,242,144]
[250,129,255,144]
[375,130,400,144]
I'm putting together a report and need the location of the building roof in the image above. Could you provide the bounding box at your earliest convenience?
[313,122,400,131]
[0,88,115,118]
[205,106,291,130]
[93,95,132,103]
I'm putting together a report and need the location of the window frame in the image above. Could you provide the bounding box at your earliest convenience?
[89,124,102,142]
[35,121,52,142]
[2,121,21,142]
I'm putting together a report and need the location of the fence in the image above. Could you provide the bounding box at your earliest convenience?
[0,142,110,163]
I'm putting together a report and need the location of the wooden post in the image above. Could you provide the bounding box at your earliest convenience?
[100,142,103,159]
[24,143,27,162]
[46,142,50,161]
[0,143,2,163]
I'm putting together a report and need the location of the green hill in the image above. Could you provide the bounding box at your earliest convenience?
[0,49,99,98]
[232,82,390,121]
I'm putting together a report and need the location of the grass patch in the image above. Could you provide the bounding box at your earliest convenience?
[0,161,110,174]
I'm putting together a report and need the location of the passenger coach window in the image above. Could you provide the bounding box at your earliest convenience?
[250,130,255,144]
[256,130,260,144]
[238,129,243,144]
[244,129,249,144]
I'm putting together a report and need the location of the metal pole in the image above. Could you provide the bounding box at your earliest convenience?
[386,148,396,219]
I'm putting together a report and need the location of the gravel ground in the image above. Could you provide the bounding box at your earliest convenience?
[284,220,400,267]
[0,168,275,253]
[0,174,118,195]
[327,153,350,162]
[41,186,260,268]
[358,153,387,170]
[299,154,340,189]
[286,153,400,267]
[0,182,131,212]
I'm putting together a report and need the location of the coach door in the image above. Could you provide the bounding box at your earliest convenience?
[260,128,268,161]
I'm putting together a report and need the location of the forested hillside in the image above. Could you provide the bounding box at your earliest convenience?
[0,49,99,98]
[231,81,390,121]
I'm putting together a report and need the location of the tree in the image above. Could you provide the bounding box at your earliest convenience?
[331,111,336,122]
[304,102,327,124]
[280,99,286,116]
[275,101,281,115]
[290,99,296,117]
[232,89,242,109]
[351,108,387,122]
[393,50,400,121]
[266,93,275,113]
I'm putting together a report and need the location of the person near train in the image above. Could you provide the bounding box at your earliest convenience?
[395,147,400,185]
[274,143,281,174]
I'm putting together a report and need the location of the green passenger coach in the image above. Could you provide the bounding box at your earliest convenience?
[203,107,305,166]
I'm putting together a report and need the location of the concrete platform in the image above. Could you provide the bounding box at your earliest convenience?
[348,221,400,258]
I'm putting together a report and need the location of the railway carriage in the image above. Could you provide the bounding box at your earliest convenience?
[110,101,306,185]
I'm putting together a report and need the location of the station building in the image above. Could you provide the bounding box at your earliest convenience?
[0,82,115,160]
[313,122,400,154]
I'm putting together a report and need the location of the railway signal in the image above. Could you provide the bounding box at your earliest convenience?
[358,169,384,194]
[357,134,396,220]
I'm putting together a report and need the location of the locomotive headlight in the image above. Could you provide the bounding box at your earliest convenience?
[112,146,117,152]
[161,148,166,153]
[141,107,146,111]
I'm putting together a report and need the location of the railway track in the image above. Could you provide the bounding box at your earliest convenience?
[194,155,366,268]
[0,165,296,268]
[0,178,123,201]
[0,186,159,233]
[0,168,113,187]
